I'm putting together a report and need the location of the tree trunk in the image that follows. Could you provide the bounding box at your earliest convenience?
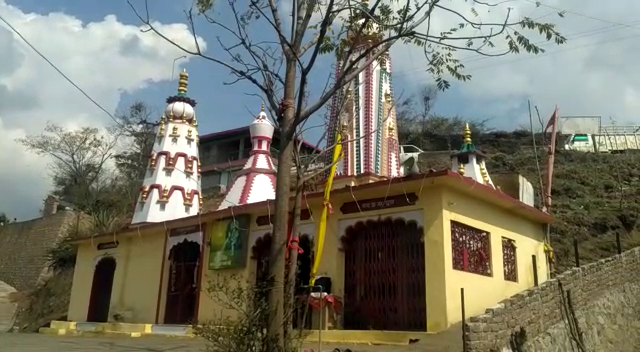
[267,60,297,350]
[284,179,303,350]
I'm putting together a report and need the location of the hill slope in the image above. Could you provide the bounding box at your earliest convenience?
[415,131,640,272]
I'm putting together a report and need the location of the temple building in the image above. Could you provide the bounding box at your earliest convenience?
[55,2,553,344]
[60,85,552,341]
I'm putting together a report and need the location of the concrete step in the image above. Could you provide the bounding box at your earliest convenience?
[42,321,195,338]
[39,327,144,337]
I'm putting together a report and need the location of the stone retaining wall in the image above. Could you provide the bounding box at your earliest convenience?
[464,247,640,351]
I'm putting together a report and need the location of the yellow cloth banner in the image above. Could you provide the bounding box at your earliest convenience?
[310,131,343,286]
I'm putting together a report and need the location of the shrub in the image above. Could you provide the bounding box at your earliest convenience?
[195,273,305,352]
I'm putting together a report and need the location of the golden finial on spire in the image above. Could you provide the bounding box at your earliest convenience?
[458,162,465,176]
[463,123,472,145]
[261,102,265,112]
[178,68,188,95]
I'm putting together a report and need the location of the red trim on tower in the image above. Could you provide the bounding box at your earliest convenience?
[266,155,276,170]
[154,151,198,172]
[250,149,272,156]
[387,137,393,177]
[343,136,350,176]
[251,154,261,168]
[140,184,201,204]
[236,167,276,176]
[239,173,257,205]
[363,62,373,174]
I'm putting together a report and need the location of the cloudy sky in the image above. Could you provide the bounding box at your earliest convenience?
[0,0,636,220]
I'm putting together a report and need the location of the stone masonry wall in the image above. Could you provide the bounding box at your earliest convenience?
[464,246,640,352]
[0,211,77,292]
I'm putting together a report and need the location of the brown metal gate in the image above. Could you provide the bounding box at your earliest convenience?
[342,217,426,331]
[164,240,201,324]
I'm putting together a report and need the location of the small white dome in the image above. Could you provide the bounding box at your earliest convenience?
[250,110,274,139]
[165,101,195,120]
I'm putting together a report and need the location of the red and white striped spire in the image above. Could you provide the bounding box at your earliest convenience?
[326,2,402,179]
[219,104,277,209]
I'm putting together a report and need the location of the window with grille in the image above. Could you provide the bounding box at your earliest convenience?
[502,237,518,282]
[450,221,492,276]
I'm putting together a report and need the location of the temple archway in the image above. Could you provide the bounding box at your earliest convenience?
[164,239,201,324]
[251,233,273,289]
[293,234,314,329]
[87,256,117,322]
[251,233,272,328]
[341,217,426,331]
[250,233,315,329]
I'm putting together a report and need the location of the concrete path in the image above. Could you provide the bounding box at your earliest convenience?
[0,332,462,352]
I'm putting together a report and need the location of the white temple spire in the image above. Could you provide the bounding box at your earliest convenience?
[131,69,202,224]
[219,105,277,209]
[451,124,494,187]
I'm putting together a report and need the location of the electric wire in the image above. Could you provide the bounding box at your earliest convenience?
[0,12,223,205]
[524,0,640,31]
[468,32,640,71]
[0,13,120,125]
[394,2,640,77]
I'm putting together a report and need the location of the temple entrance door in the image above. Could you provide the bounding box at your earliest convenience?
[164,240,201,324]
[342,218,426,331]
[87,256,117,322]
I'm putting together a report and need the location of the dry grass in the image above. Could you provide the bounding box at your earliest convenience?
[12,269,73,332]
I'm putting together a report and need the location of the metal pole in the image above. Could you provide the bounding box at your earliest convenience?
[317,284,323,352]
[171,55,187,81]
[461,287,467,352]
[532,255,539,286]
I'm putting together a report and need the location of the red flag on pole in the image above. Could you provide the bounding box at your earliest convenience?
[544,105,559,134]
[544,105,558,133]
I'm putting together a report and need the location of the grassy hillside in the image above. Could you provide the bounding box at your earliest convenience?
[415,131,640,273]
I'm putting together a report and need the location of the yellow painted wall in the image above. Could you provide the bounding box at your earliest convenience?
[441,188,548,328]
[68,233,165,323]
[67,178,550,333]
[192,182,548,333]
[196,219,254,323]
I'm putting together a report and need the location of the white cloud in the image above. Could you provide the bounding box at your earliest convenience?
[390,0,640,128]
[0,1,206,220]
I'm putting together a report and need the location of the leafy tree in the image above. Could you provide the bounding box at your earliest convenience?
[396,85,490,150]
[17,101,158,221]
[129,0,566,346]
[112,101,158,206]
[17,123,118,214]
